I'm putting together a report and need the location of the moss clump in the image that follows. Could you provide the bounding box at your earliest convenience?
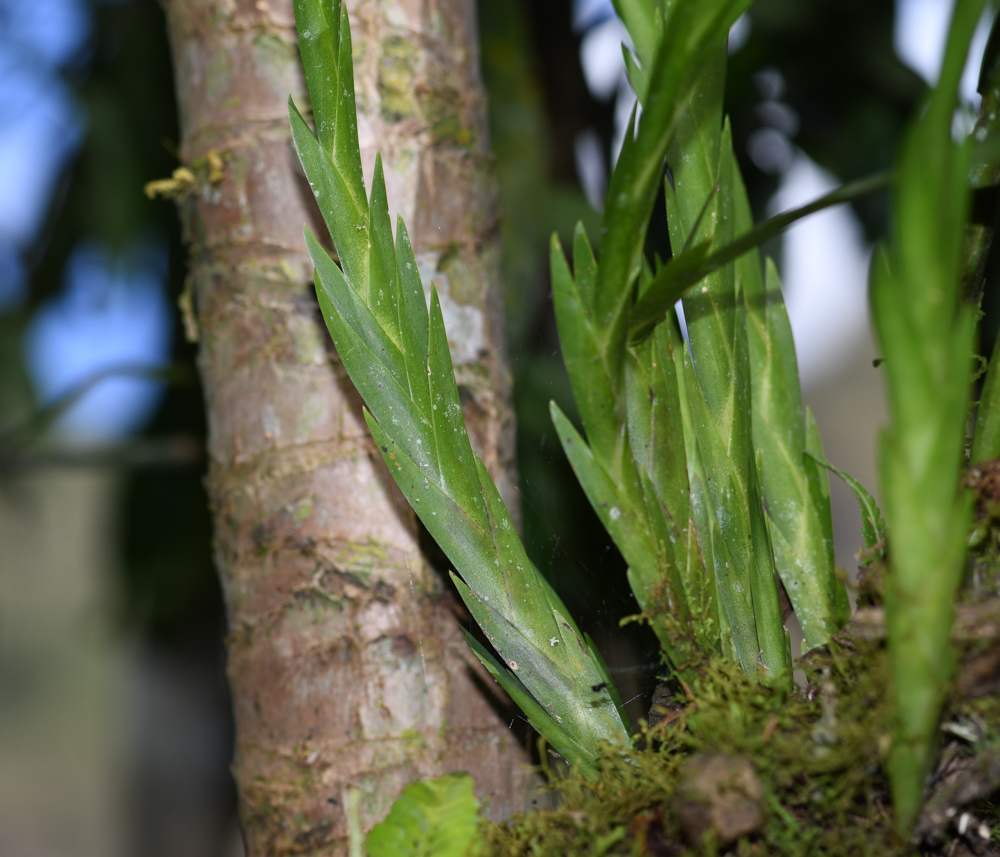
[478,640,999,856]
[964,460,1000,600]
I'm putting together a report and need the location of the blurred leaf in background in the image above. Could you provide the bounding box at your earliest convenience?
[0,0,221,643]
[0,1,234,853]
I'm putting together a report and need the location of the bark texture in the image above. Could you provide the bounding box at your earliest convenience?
[162,0,530,853]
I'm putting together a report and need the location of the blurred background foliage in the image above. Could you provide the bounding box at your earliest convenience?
[0,0,993,853]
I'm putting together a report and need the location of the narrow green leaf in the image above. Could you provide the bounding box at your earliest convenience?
[549,402,660,592]
[462,632,598,774]
[748,448,791,683]
[425,289,492,532]
[666,107,789,679]
[611,0,657,70]
[668,309,729,659]
[807,452,887,557]
[674,111,737,444]
[804,408,836,554]
[680,344,776,677]
[592,0,751,387]
[630,171,893,338]
[292,0,366,207]
[367,154,402,329]
[622,45,649,105]
[737,140,846,649]
[454,575,628,755]
[308,226,408,391]
[289,98,369,289]
[550,233,620,468]
[395,218,431,412]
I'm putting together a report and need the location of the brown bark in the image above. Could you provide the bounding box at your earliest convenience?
[161,0,532,852]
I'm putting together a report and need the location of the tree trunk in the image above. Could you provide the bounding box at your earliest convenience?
[162,0,531,852]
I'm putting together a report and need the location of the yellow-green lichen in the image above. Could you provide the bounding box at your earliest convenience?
[378,35,418,122]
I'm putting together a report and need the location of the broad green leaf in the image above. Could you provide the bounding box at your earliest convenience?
[365,773,480,857]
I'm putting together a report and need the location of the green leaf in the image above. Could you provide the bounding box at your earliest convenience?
[629,171,892,338]
[292,0,629,772]
[611,0,659,71]
[289,0,368,289]
[663,97,788,680]
[580,0,751,418]
[807,452,886,558]
[455,574,630,755]
[550,230,621,469]
[462,632,598,775]
[624,326,721,661]
[869,0,986,832]
[290,99,370,292]
[680,340,785,677]
[548,404,665,617]
[365,773,480,857]
[737,140,847,650]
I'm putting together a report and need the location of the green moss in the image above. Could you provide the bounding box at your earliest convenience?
[472,635,1000,854]
[478,647,910,856]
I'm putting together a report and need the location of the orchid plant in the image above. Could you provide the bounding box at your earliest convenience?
[290,0,997,836]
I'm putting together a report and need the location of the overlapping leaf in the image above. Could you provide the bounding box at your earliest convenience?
[663,75,790,679]
[550,228,719,671]
[290,0,629,772]
[735,166,849,651]
[552,1,794,681]
[628,172,892,340]
[560,0,752,473]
